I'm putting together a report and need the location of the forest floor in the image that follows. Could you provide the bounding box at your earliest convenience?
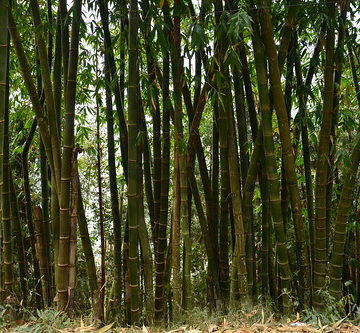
[4,320,360,333]
[2,307,360,332]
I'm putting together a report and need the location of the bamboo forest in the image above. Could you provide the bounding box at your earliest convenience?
[1,0,360,330]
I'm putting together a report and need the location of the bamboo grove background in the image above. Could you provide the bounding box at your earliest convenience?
[0,0,359,326]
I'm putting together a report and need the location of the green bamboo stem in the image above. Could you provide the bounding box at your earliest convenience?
[68,149,80,309]
[9,12,57,199]
[171,153,181,318]
[97,0,129,180]
[329,139,360,299]
[329,24,360,298]
[258,0,310,302]
[222,78,248,300]
[22,118,42,308]
[169,0,191,312]
[140,0,161,249]
[137,150,154,323]
[2,64,12,295]
[233,69,256,297]
[78,178,101,317]
[313,1,336,307]
[58,0,69,94]
[53,7,62,139]
[57,0,82,310]
[128,0,141,323]
[250,16,292,311]
[154,49,171,323]
[182,77,221,309]
[95,94,105,322]
[39,138,52,306]
[0,0,9,301]
[29,0,61,194]
[9,174,27,304]
[104,57,122,313]
[33,206,49,307]
[218,98,231,305]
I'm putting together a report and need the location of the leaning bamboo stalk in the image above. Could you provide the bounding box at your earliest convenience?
[9,12,57,196]
[29,0,61,192]
[77,178,101,319]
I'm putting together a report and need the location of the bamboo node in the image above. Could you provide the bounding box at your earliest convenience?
[129,284,139,288]
[57,289,68,293]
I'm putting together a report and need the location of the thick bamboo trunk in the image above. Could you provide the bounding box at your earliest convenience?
[137,151,154,323]
[257,0,310,302]
[0,0,10,299]
[170,0,191,311]
[313,1,336,307]
[251,18,292,311]
[154,50,171,323]
[172,153,181,318]
[56,0,82,310]
[128,0,141,323]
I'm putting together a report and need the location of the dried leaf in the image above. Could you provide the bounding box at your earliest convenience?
[208,324,218,332]
[96,322,114,333]
[166,326,187,333]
